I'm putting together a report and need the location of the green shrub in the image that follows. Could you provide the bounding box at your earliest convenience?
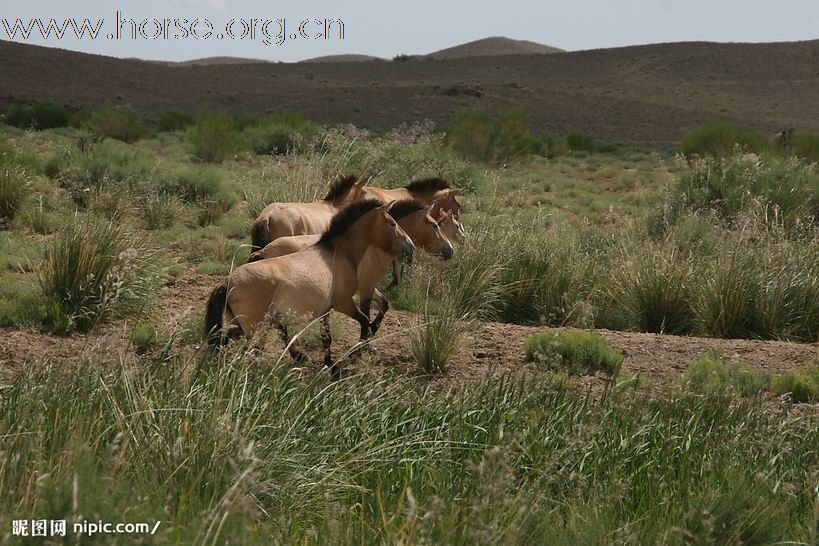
[188,115,240,163]
[37,221,163,333]
[410,301,465,374]
[243,114,321,156]
[0,164,30,225]
[526,330,623,375]
[446,110,542,164]
[566,130,596,152]
[681,353,770,396]
[681,123,767,157]
[4,102,69,130]
[695,250,758,339]
[157,111,195,132]
[84,108,152,143]
[169,167,236,211]
[667,153,818,231]
[772,366,819,403]
[131,323,158,352]
[140,194,185,230]
[614,245,696,334]
[790,129,819,162]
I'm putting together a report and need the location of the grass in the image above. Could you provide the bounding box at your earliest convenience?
[681,353,770,396]
[188,114,241,163]
[4,102,70,130]
[445,109,542,164]
[526,330,623,375]
[772,365,819,403]
[681,123,767,157]
[1,357,814,544]
[0,163,30,225]
[84,108,153,143]
[37,221,163,333]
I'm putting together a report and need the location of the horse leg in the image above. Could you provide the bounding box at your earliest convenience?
[275,323,309,365]
[336,298,371,341]
[388,260,402,289]
[370,288,390,336]
[321,316,341,380]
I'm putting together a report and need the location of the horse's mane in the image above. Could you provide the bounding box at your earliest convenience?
[323,174,360,202]
[404,177,450,194]
[388,199,426,221]
[318,199,382,248]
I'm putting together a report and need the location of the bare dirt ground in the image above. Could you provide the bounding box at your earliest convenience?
[2,269,816,398]
[3,39,819,148]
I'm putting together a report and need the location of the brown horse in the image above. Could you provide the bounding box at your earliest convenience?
[249,174,371,252]
[365,177,464,219]
[206,200,414,378]
[390,208,466,287]
[247,199,455,337]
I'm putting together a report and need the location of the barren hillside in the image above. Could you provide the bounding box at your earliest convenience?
[2,39,819,147]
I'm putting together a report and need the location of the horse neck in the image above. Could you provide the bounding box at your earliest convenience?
[398,213,427,246]
[332,213,379,267]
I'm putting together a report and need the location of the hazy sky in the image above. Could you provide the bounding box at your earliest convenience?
[3,0,818,62]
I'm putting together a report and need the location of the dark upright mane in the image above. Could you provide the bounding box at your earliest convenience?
[323,174,360,202]
[388,199,426,221]
[318,200,382,247]
[404,177,450,194]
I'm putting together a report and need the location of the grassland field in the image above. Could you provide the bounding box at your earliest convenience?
[0,112,817,545]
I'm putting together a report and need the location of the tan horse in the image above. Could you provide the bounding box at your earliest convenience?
[365,177,464,219]
[206,200,414,378]
[391,208,466,287]
[247,199,455,337]
[249,174,372,252]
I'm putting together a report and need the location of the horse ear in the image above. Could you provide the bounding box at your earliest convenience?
[379,200,397,212]
[450,188,463,196]
[358,176,373,187]
[422,203,435,216]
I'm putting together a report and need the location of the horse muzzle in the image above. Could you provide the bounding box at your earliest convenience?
[400,239,415,260]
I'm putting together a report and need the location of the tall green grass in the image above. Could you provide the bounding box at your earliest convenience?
[188,115,241,163]
[0,356,814,544]
[446,110,542,164]
[681,123,767,157]
[37,221,164,332]
[84,108,153,143]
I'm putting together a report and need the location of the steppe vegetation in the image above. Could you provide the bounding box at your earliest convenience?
[0,103,817,543]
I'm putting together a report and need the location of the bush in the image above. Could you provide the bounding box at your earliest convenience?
[243,114,321,156]
[188,115,240,163]
[667,153,818,231]
[681,123,767,157]
[772,366,819,403]
[410,301,465,374]
[790,129,819,162]
[37,222,163,333]
[613,244,696,334]
[84,108,152,143]
[131,323,158,353]
[157,111,195,133]
[170,167,235,210]
[566,130,596,152]
[526,330,623,375]
[139,194,185,230]
[4,102,69,130]
[446,110,542,164]
[0,164,30,225]
[681,353,770,396]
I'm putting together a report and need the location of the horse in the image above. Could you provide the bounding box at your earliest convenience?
[365,177,464,219]
[249,174,372,252]
[206,199,414,379]
[247,198,455,337]
[390,208,466,287]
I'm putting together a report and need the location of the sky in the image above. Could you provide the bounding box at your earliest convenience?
[2,0,818,62]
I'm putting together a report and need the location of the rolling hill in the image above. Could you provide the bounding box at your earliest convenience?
[425,37,564,59]
[1,38,818,148]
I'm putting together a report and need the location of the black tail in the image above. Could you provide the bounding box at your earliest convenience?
[250,219,269,254]
[205,284,228,348]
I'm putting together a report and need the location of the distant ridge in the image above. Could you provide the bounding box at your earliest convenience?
[425,37,564,59]
[167,56,272,67]
[302,54,384,63]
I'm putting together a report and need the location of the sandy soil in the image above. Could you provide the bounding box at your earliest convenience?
[2,270,816,400]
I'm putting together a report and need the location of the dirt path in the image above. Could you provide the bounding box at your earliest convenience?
[1,271,816,393]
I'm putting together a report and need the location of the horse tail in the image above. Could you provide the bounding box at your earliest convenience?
[250,218,269,254]
[205,283,229,348]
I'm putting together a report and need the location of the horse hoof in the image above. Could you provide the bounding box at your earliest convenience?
[292,352,311,365]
